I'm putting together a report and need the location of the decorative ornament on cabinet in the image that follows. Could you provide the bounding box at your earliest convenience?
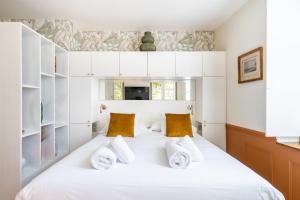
[139,32,156,51]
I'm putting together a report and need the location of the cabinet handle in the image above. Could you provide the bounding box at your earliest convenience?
[87,73,90,76]
[87,124,91,127]
[87,121,90,123]
[203,121,207,127]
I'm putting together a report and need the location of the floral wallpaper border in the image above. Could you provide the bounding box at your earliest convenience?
[1,19,215,51]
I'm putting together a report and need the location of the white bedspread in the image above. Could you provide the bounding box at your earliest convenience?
[16,132,285,200]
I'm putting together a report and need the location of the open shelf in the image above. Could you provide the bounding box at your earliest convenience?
[22,26,40,87]
[41,121,54,127]
[22,84,40,89]
[22,133,41,182]
[22,129,40,138]
[41,37,55,75]
[22,88,40,134]
[55,73,67,78]
[55,126,69,157]
[41,125,55,166]
[55,77,68,124]
[55,122,67,129]
[55,45,68,76]
[41,76,55,124]
[41,72,54,78]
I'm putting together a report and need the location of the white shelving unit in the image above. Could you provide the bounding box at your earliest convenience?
[0,22,69,200]
[55,45,69,158]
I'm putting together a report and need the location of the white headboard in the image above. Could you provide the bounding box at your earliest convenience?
[95,100,195,129]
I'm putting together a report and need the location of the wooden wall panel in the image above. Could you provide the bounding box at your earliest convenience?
[289,161,300,200]
[245,143,273,182]
[226,124,300,200]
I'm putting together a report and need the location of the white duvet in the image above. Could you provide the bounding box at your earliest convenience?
[16,132,284,200]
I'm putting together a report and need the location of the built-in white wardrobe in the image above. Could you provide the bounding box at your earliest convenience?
[68,51,226,150]
[0,23,69,200]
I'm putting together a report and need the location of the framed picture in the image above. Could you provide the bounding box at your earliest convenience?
[238,47,263,83]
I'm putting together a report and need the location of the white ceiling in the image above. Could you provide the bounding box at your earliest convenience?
[0,0,248,31]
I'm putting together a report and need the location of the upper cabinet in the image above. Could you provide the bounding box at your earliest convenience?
[148,52,175,77]
[203,52,226,77]
[119,52,148,77]
[175,52,203,77]
[69,52,91,76]
[69,51,225,78]
[91,52,119,77]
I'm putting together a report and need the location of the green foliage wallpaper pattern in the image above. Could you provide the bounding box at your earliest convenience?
[1,19,215,51]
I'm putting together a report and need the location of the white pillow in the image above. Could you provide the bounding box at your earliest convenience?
[149,120,162,132]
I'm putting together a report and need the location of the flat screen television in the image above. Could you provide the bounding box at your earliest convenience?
[125,87,150,100]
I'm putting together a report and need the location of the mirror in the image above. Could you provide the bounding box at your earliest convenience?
[98,80,196,101]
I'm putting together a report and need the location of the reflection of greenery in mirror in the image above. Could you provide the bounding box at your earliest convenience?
[150,80,176,100]
[151,82,162,100]
[113,80,123,100]
[99,79,195,101]
[164,81,176,100]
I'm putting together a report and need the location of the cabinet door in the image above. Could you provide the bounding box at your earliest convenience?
[91,52,119,77]
[202,77,226,123]
[120,52,147,77]
[202,123,226,150]
[69,52,91,76]
[148,52,175,77]
[70,123,92,151]
[70,77,92,123]
[175,52,203,77]
[203,52,226,76]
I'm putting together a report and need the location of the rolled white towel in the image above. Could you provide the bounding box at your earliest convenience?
[165,141,191,169]
[110,135,135,164]
[91,142,117,170]
[178,135,204,162]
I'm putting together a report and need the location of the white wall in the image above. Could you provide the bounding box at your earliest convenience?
[215,0,266,132]
[266,0,300,140]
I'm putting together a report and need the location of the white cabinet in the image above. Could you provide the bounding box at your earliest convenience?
[70,77,92,123]
[120,52,148,77]
[175,52,203,77]
[70,124,92,151]
[201,76,226,151]
[69,77,98,151]
[202,77,226,123]
[148,52,175,77]
[203,52,226,76]
[69,52,91,76]
[91,52,119,77]
[202,124,226,150]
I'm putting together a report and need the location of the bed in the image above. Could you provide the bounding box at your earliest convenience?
[16,131,284,200]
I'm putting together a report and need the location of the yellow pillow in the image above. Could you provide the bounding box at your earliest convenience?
[165,113,193,137]
[107,113,135,137]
